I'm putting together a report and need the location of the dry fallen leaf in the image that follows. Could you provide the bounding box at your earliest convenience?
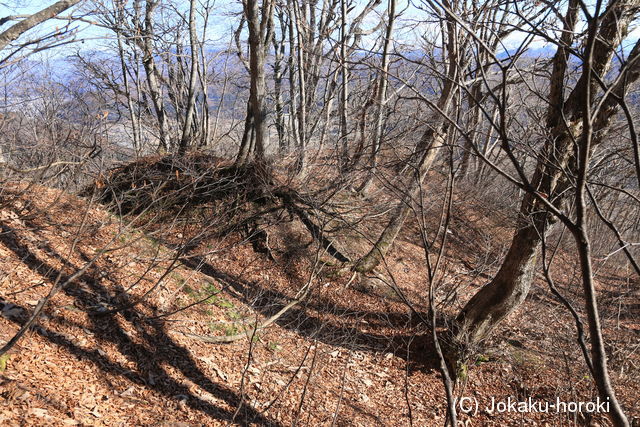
[30,408,49,418]
[361,378,373,387]
[89,406,102,418]
[200,356,228,381]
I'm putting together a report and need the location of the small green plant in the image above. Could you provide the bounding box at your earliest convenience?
[181,280,235,310]
[510,349,543,367]
[512,351,525,365]
[209,322,239,336]
[214,297,234,309]
[200,282,233,307]
[226,325,240,336]
[456,362,468,382]
[475,354,490,365]
[203,282,219,294]
[203,293,234,308]
[0,354,11,372]
[267,341,281,352]
[227,310,242,320]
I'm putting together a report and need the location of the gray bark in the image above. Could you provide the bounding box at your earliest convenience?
[338,0,349,170]
[358,0,396,191]
[354,127,447,273]
[456,4,640,424]
[292,0,307,172]
[114,0,140,152]
[237,0,273,164]
[179,0,199,153]
[355,7,459,273]
[142,0,169,151]
[457,0,640,348]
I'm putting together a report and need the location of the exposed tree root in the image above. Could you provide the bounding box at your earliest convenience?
[274,189,351,263]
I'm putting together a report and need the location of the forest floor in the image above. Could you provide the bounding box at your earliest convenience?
[0,159,638,426]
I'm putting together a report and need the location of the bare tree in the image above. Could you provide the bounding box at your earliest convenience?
[354,0,514,274]
[178,0,200,152]
[453,1,640,424]
[0,0,83,51]
[141,0,170,151]
[235,0,274,165]
[357,0,397,191]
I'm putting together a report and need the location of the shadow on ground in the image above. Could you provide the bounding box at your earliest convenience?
[0,223,280,425]
[179,254,442,374]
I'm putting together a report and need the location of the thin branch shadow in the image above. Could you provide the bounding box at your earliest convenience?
[0,223,281,425]
[179,255,441,374]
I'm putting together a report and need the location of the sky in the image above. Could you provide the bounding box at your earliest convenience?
[1,0,639,64]
[0,0,243,49]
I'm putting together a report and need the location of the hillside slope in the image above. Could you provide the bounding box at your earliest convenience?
[0,177,638,426]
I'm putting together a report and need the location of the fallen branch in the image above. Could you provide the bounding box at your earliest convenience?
[276,189,351,263]
[180,288,308,344]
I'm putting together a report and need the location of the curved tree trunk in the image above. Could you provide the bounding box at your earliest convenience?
[354,2,460,274]
[454,0,640,351]
[236,102,255,165]
[454,4,640,424]
[354,127,446,273]
[454,110,578,347]
[455,198,548,346]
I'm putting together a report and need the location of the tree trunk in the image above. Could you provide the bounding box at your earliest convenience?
[212,37,233,142]
[236,101,255,165]
[114,0,140,153]
[455,211,545,346]
[455,0,640,353]
[237,0,273,165]
[142,0,169,152]
[355,7,459,274]
[287,0,300,153]
[272,13,287,152]
[338,0,349,171]
[355,126,447,273]
[454,111,577,346]
[358,0,396,192]
[179,0,199,153]
[292,0,307,173]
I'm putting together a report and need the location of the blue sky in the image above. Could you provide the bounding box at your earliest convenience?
[0,1,105,48]
[0,0,240,50]
[1,0,639,61]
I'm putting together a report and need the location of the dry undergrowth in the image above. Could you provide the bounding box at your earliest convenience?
[0,158,638,426]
